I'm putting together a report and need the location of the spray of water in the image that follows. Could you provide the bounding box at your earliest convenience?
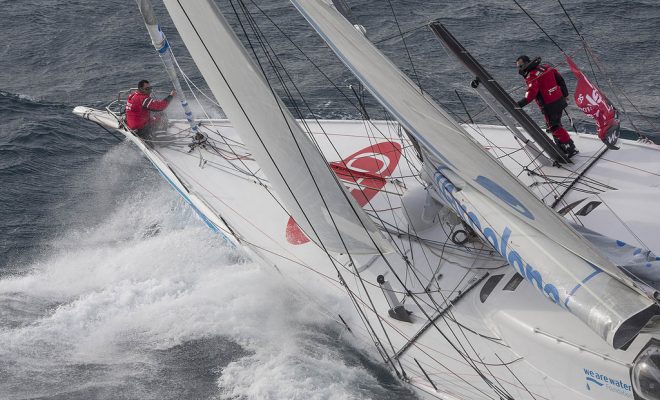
[0,144,415,399]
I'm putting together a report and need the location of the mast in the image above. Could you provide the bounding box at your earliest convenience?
[470,78,552,165]
[136,0,198,136]
[429,22,570,164]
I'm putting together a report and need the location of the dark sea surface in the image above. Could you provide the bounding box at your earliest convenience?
[0,1,657,399]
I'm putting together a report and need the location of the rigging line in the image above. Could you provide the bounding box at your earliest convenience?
[177,0,348,271]
[245,0,362,112]
[359,184,513,391]
[344,288,502,400]
[555,1,656,136]
[393,124,427,187]
[241,236,386,351]
[419,251,511,387]
[551,147,609,209]
[228,0,407,376]
[233,0,415,262]
[166,145,257,181]
[510,0,565,54]
[530,168,617,191]
[495,353,542,400]
[455,90,474,124]
[385,0,422,89]
[237,0,350,160]
[173,56,222,108]
[229,10,466,382]
[381,219,496,258]
[554,1,658,136]
[246,0,421,201]
[451,282,516,399]
[184,133,392,375]
[555,0,601,88]
[181,128,259,177]
[599,155,660,179]
[528,173,609,194]
[466,124,533,172]
[374,23,428,45]
[373,227,516,396]
[333,168,509,391]
[596,193,652,251]
[229,4,519,392]
[170,58,264,179]
[580,42,656,136]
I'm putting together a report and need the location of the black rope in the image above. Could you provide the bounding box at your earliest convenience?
[230,0,412,377]
[455,90,474,124]
[222,2,538,396]
[511,0,565,53]
[385,0,422,88]
[555,0,601,88]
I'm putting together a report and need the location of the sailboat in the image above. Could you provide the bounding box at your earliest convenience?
[74,0,660,399]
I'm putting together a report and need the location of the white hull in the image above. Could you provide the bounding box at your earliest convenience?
[74,106,659,400]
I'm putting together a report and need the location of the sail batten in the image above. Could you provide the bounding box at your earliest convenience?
[163,0,391,254]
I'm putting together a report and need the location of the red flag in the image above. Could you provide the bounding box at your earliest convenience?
[565,56,620,148]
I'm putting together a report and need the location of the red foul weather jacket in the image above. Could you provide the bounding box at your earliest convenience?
[521,64,569,109]
[125,91,170,130]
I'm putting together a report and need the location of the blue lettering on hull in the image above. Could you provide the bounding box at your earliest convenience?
[433,170,562,305]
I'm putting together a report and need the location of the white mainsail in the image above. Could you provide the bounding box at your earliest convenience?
[291,0,657,347]
[162,0,391,254]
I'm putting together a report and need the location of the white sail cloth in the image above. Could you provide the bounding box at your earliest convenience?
[291,0,657,347]
[162,0,391,254]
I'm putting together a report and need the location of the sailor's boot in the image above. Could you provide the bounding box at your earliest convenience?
[564,139,578,158]
[554,137,578,159]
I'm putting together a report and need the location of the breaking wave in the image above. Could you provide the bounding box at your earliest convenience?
[0,145,415,399]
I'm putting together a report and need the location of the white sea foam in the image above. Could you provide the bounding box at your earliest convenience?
[0,144,406,399]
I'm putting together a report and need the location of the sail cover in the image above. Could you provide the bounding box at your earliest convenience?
[163,0,391,254]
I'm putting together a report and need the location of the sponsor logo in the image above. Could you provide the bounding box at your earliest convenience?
[474,175,534,220]
[583,368,632,398]
[286,141,402,245]
[434,170,561,304]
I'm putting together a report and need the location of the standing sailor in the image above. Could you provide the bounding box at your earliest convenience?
[516,55,578,158]
[126,80,176,139]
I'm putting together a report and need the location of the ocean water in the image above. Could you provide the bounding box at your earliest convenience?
[0,1,657,399]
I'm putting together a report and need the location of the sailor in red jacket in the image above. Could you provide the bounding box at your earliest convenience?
[125,80,176,138]
[516,56,578,158]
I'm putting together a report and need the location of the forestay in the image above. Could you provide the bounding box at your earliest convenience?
[163,0,391,254]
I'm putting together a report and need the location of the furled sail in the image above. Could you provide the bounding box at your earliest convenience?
[162,0,391,254]
[291,0,658,347]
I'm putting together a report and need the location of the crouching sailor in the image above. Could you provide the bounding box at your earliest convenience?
[126,80,176,139]
[515,55,578,158]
